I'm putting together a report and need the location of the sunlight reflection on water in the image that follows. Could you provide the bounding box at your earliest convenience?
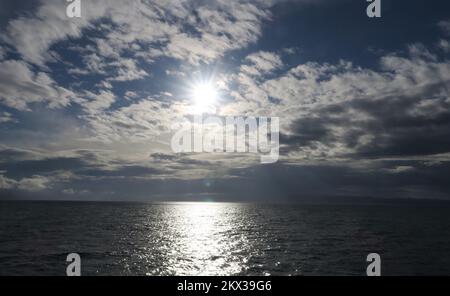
[160,202,252,275]
[3,201,450,275]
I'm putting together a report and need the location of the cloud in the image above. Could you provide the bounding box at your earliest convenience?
[107,58,149,81]
[0,112,15,123]
[0,0,273,118]
[0,156,87,180]
[438,39,450,53]
[224,41,450,164]
[164,1,269,64]
[2,0,271,67]
[1,1,450,200]
[438,20,450,35]
[1,0,111,66]
[240,51,283,77]
[0,174,50,191]
[0,60,76,110]
[0,46,6,60]
[0,146,45,162]
[83,90,116,114]
[16,175,50,191]
[80,98,188,142]
[0,174,15,189]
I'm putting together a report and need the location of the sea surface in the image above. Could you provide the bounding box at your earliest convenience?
[1,201,450,276]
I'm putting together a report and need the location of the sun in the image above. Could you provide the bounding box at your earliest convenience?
[190,82,218,114]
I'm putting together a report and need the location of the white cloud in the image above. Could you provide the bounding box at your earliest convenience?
[0,112,16,124]
[0,0,276,121]
[0,174,50,191]
[124,91,139,100]
[16,175,50,191]
[165,69,186,77]
[2,1,108,66]
[80,98,187,143]
[83,90,116,114]
[1,0,449,175]
[2,0,271,68]
[107,59,148,82]
[164,2,269,64]
[241,50,450,120]
[0,60,76,110]
[241,51,283,76]
[0,174,15,189]
[221,45,450,161]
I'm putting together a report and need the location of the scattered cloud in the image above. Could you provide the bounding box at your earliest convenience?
[0,60,76,110]
[0,174,50,191]
[1,1,450,200]
[240,51,283,77]
[438,19,450,35]
[0,112,15,123]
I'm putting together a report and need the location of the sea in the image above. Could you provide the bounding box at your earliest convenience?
[1,200,450,276]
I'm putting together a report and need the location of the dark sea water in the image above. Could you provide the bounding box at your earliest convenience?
[1,201,450,276]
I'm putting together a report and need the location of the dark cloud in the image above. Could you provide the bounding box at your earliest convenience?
[1,157,87,179]
[150,153,178,161]
[4,159,445,201]
[282,82,450,160]
[0,147,36,163]
[80,165,167,178]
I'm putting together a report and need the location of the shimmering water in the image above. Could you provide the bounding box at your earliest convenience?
[1,201,450,275]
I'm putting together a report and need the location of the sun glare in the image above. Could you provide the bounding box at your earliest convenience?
[191,82,218,114]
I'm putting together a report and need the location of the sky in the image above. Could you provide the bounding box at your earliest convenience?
[0,0,450,202]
